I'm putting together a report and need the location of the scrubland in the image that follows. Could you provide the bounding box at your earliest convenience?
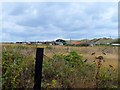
[1,44,118,89]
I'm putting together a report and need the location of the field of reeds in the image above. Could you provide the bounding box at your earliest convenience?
[1,44,118,89]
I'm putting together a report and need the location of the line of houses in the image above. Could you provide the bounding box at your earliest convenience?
[16,39,66,46]
[13,38,120,46]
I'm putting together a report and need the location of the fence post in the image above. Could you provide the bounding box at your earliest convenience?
[34,48,44,90]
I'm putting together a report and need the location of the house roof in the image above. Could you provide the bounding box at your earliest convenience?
[71,42,80,45]
[56,39,66,42]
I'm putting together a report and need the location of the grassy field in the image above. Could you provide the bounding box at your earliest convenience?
[1,44,118,89]
[44,45,118,68]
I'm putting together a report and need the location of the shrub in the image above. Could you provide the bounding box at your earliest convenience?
[42,51,97,88]
[2,45,35,89]
[64,51,83,67]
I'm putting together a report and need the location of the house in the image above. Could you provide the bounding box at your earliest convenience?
[44,41,55,45]
[30,42,37,45]
[36,41,44,45]
[71,41,81,45]
[79,42,95,46]
[111,43,120,46]
[55,39,66,45]
[16,42,27,44]
[16,42,22,44]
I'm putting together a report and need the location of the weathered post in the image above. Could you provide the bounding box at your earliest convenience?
[34,48,44,90]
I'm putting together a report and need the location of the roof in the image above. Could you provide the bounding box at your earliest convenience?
[111,43,120,46]
[71,42,80,45]
[56,39,66,42]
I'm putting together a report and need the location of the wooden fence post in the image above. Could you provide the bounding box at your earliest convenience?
[34,48,44,90]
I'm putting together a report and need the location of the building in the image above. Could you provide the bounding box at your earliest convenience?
[71,41,81,45]
[55,39,66,45]
[44,41,55,45]
[111,43,120,46]
[16,42,27,44]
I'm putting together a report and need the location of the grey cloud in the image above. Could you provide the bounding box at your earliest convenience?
[2,2,118,42]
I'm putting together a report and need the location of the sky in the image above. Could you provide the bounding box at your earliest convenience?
[1,2,118,42]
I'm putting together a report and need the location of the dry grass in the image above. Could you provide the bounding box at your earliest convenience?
[43,45,118,69]
[1,44,118,69]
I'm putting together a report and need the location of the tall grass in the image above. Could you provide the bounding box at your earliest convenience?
[1,44,118,89]
[2,45,35,89]
[42,51,118,88]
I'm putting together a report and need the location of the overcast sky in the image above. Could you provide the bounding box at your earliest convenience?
[2,2,118,42]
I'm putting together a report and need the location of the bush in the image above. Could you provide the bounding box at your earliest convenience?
[64,51,83,67]
[2,45,35,89]
[42,51,118,88]
[2,45,118,89]
[42,51,97,88]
